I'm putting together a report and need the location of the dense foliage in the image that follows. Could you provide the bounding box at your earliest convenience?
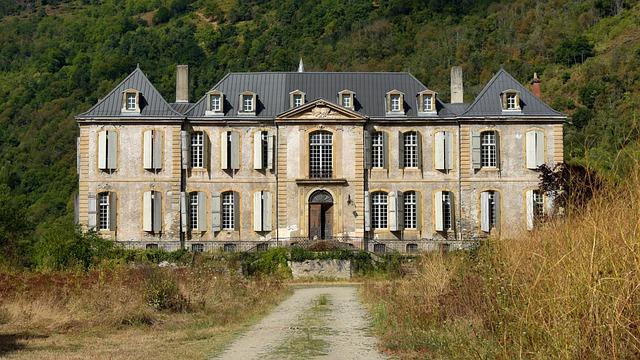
[0,0,639,266]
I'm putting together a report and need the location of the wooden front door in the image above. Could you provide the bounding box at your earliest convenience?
[309,204,323,240]
[309,190,334,240]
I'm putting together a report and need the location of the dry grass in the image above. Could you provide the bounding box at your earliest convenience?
[0,262,288,359]
[363,171,640,359]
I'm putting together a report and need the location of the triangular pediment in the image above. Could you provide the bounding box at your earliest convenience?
[277,99,366,121]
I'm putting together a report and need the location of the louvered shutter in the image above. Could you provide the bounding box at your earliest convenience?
[364,131,372,169]
[494,192,501,231]
[181,130,190,169]
[526,131,537,169]
[535,130,544,167]
[481,191,490,232]
[230,132,240,170]
[197,192,207,232]
[382,132,389,169]
[180,192,187,232]
[153,191,162,233]
[254,131,263,170]
[88,192,97,229]
[472,131,481,170]
[211,193,221,231]
[253,191,262,231]
[398,132,404,168]
[233,192,240,230]
[153,130,163,170]
[435,191,444,231]
[98,131,107,169]
[109,192,117,231]
[263,191,272,231]
[415,191,422,230]
[76,137,80,174]
[220,131,228,169]
[444,131,453,170]
[143,191,152,232]
[495,132,501,169]
[397,191,404,230]
[416,132,423,169]
[435,132,446,170]
[107,131,117,169]
[388,191,398,231]
[202,131,210,170]
[143,130,153,169]
[364,191,371,231]
[267,133,275,170]
[526,190,534,230]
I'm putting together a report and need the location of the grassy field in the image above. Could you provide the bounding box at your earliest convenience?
[362,171,640,359]
[0,261,289,359]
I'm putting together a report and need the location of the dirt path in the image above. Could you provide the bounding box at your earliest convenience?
[210,286,386,360]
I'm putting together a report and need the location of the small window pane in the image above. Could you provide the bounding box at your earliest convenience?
[403,132,418,168]
[506,93,517,109]
[442,191,452,230]
[403,191,417,229]
[190,193,199,230]
[481,131,497,167]
[210,95,221,112]
[293,94,303,107]
[126,93,136,110]
[372,132,384,168]
[191,132,204,168]
[372,192,388,229]
[423,95,433,111]
[390,94,401,111]
[243,95,253,112]
[98,192,109,230]
[222,192,235,230]
[342,95,351,108]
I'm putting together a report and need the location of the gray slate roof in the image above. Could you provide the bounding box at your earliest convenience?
[187,72,449,118]
[170,102,195,114]
[77,67,183,119]
[462,69,563,117]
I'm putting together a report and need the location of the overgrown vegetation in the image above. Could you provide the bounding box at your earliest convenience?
[362,167,640,359]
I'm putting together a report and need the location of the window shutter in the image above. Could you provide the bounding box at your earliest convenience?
[535,130,544,167]
[444,131,453,170]
[364,191,371,231]
[388,191,398,231]
[415,191,422,230]
[153,130,163,170]
[180,192,187,232]
[253,191,262,231]
[495,132,501,169]
[382,132,389,169]
[398,132,404,168]
[153,191,162,233]
[435,132,445,170]
[202,131,210,170]
[143,130,153,169]
[233,192,240,230]
[416,132,423,169]
[364,131,372,169]
[107,130,117,169]
[435,191,444,231]
[98,131,107,169]
[211,193,221,231]
[230,132,240,170]
[472,131,481,170]
[526,190,534,230]
[197,191,207,232]
[181,130,190,170]
[109,192,117,231]
[220,131,228,169]
[253,131,263,170]
[263,191,272,231]
[76,137,80,174]
[87,192,97,229]
[526,131,536,169]
[481,191,490,232]
[494,192,501,230]
[397,191,404,230]
[267,133,275,170]
[143,191,152,232]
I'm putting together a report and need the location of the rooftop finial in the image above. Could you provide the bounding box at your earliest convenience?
[298,58,304,73]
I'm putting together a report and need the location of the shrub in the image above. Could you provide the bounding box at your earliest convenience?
[143,269,188,312]
[554,35,595,66]
[243,247,291,278]
[153,6,171,24]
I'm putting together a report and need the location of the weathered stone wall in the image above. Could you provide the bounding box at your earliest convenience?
[288,259,352,279]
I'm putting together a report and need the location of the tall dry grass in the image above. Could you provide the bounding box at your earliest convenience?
[363,170,640,359]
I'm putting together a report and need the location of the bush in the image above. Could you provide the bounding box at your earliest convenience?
[143,269,188,312]
[554,35,595,66]
[153,6,171,24]
[243,247,291,277]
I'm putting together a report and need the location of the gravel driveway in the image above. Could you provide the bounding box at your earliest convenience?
[210,286,387,360]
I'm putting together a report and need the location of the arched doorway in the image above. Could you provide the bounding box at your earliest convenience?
[309,190,333,240]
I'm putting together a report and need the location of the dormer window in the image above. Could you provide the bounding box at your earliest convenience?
[338,90,355,110]
[385,90,405,115]
[289,90,305,108]
[205,90,224,116]
[121,88,141,113]
[239,91,257,115]
[243,95,253,111]
[501,89,521,112]
[418,90,437,115]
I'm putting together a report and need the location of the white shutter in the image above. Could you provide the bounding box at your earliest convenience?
[263,191,272,231]
[535,130,544,167]
[364,191,371,231]
[526,131,536,169]
[197,192,207,232]
[211,193,221,231]
[472,131,481,170]
[143,191,152,231]
[143,130,153,169]
[153,130,163,170]
[87,192,97,229]
[526,190,534,230]
[153,191,162,233]
[181,130,190,169]
[180,192,187,232]
[254,131,263,170]
[364,131,372,169]
[267,133,275,170]
[107,130,117,169]
[435,191,444,231]
[435,131,445,170]
[98,131,107,169]
[220,131,228,169]
[388,191,398,231]
[230,131,240,170]
[481,191,490,232]
[253,191,262,231]
[109,192,117,231]
[444,131,453,170]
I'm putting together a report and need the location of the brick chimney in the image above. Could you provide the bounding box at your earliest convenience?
[450,66,464,104]
[176,65,189,103]
[531,72,541,98]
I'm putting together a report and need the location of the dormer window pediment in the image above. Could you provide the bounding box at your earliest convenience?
[417,89,437,115]
[205,90,224,116]
[338,90,355,110]
[386,89,405,116]
[501,89,522,112]
[290,90,306,108]
[239,91,257,115]
[121,88,141,114]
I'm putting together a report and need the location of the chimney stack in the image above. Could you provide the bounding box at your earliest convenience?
[450,66,464,104]
[176,65,189,103]
[531,72,541,98]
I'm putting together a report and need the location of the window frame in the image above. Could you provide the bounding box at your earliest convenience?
[121,89,141,113]
[403,131,419,168]
[189,192,199,230]
[98,192,110,231]
[290,90,305,108]
[403,191,417,230]
[442,191,452,231]
[191,131,204,168]
[372,192,388,230]
[309,131,333,178]
[221,191,235,230]
[371,131,385,168]
[386,89,405,115]
[238,91,257,115]
[206,90,224,115]
[338,90,355,110]
[501,89,521,112]
[480,131,497,168]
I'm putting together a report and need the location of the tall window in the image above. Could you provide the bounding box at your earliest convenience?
[259,131,269,168]
[98,192,110,230]
[442,191,452,230]
[372,132,384,168]
[404,131,418,168]
[309,131,333,178]
[293,94,303,107]
[481,131,497,167]
[222,192,235,230]
[126,93,136,110]
[189,193,199,230]
[372,192,388,229]
[488,191,497,230]
[242,95,253,112]
[390,94,401,111]
[423,94,433,111]
[533,190,544,222]
[404,191,417,229]
[191,132,204,168]
[506,93,517,110]
[210,95,221,112]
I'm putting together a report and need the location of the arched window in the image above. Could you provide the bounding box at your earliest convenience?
[371,192,388,229]
[309,131,333,178]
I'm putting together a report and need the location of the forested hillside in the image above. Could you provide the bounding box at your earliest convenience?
[0,0,639,265]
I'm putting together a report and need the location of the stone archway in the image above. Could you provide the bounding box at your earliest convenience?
[308,190,333,240]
